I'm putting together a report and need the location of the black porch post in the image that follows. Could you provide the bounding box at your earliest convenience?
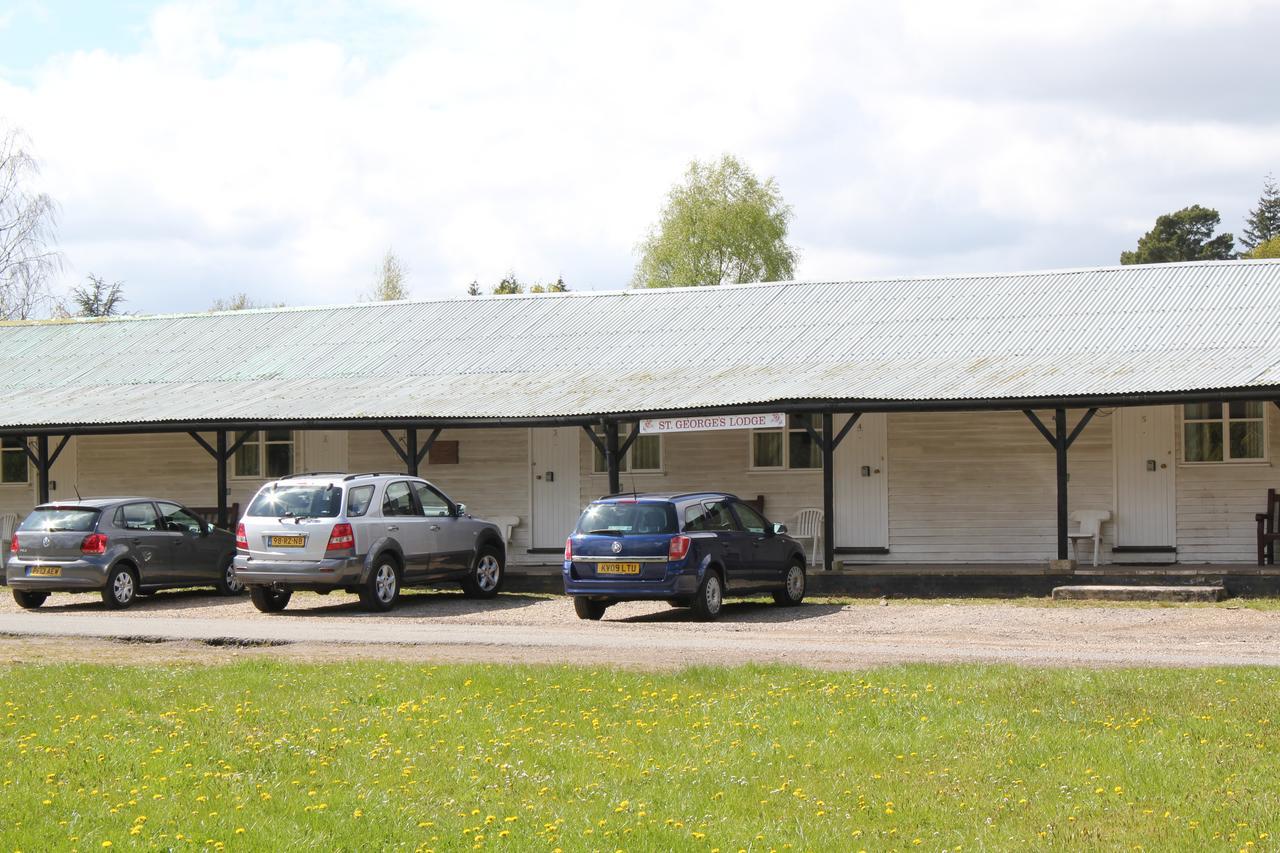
[405,427,418,476]
[822,412,835,571]
[215,430,229,529]
[36,434,50,504]
[1054,407,1069,560]
[605,422,621,495]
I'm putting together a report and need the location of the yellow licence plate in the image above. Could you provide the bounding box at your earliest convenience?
[269,535,306,548]
[29,566,61,577]
[596,562,641,575]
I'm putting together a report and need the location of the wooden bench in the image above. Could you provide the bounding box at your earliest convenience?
[1258,489,1280,565]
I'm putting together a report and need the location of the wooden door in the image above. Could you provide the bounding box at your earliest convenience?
[530,428,581,549]
[833,413,889,550]
[1114,406,1176,551]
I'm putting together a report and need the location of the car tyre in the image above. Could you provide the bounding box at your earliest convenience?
[461,546,504,599]
[102,565,139,609]
[249,586,292,613]
[772,561,807,606]
[214,556,245,596]
[359,557,400,612]
[12,589,48,609]
[573,597,607,621]
[690,570,724,621]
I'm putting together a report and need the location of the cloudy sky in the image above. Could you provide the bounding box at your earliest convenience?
[1,0,1277,313]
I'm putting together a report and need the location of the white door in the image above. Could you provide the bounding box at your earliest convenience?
[833,413,889,549]
[303,430,349,474]
[1114,406,1176,550]
[49,437,78,501]
[530,428,581,549]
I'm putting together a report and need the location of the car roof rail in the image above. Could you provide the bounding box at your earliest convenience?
[342,471,404,481]
[280,471,347,480]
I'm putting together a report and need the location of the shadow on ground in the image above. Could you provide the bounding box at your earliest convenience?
[11,588,549,616]
[613,601,844,624]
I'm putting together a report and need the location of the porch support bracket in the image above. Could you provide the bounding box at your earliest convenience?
[1022,407,1099,561]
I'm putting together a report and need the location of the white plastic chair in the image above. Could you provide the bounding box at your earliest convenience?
[1068,510,1111,567]
[490,516,519,549]
[789,508,823,566]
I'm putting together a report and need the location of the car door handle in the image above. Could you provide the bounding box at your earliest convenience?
[429,524,441,531]
[387,525,399,531]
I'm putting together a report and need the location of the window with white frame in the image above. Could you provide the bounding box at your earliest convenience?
[1183,402,1267,463]
[233,430,295,478]
[751,414,821,469]
[592,425,661,473]
[0,438,28,484]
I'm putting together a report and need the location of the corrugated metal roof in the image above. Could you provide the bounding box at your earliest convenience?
[2,259,1279,428]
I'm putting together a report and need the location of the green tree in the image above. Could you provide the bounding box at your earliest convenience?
[633,154,797,288]
[1120,205,1235,264]
[70,274,125,317]
[492,274,523,295]
[1241,174,1280,252]
[466,280,481,296]
[529,276,569,293]
[368,249,409,301]
[0,123,60,319]
[210,293,283,311]
[1247,235,1280,259]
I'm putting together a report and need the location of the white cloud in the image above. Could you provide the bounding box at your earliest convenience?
[1,0,1277,313]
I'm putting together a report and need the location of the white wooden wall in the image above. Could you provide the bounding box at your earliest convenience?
[0,405,1272,567]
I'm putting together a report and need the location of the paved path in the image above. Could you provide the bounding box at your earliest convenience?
[2,590,1279,669]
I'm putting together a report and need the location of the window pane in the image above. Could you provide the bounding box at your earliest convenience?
[346,485,374,517]
[234,433,260,477]
[733,502,768,534]
[1229,421,1265,459]
[265,429,292,442]
[752,432,783,467]
[630,435,660,471]
[1229,400,1264,420]
[382,481,415,516]
[1183,402,1221,421]
[789,430,821,469]
[788,413,819,430]
[1,450,26,484]
[265,442,292,478]
[157,502,204,534]
[413,483,451,517]
[1184,422,1222,462]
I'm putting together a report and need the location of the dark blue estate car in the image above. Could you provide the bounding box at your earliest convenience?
[563,492,808,621]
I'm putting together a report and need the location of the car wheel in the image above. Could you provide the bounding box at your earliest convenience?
[12,589,48,609]
[690,570,723,621]
[102,565,139,609]
[358,557,400,612]
[573,597,607,621]
[215,556,244,596]
[461,546,504,599]
[249,586,292,613]
[772,561,807,606]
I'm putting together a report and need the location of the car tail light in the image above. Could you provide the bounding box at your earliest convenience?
[9,532,17,554]
[80,533,108,555]
[564,536,573,561]
[326,523,355,554]
[668,535,691,562]
[235,523,249,550]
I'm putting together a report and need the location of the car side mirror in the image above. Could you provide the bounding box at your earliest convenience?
[200,523,211,536]
[455,503,467,517]
[771,522,787,536]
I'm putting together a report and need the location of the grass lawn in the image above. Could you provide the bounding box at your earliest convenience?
[1,662,1276,851]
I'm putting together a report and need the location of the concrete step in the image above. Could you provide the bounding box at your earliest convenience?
[1051,584,1226,603]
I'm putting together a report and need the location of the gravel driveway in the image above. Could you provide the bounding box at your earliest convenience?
[2,588,1279,669]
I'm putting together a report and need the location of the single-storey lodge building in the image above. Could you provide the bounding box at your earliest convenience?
[2,259,1279,578]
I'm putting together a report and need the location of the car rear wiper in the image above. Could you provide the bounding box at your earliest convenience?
[585,528,628,535]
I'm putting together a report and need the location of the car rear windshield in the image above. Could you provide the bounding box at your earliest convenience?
[18,507,100,532]
[246,485,344,518]
[575,502,678,536]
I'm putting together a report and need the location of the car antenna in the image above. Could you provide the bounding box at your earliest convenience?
[74,482,82,501]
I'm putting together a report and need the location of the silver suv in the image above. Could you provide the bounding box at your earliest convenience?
[233,472,506,613]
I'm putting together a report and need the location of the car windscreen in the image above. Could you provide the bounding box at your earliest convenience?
[246,485,344,518]
[18,507,100,532]
[575,502,678,536]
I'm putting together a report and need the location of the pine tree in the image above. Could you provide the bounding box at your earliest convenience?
[1242,174,1280,252]
[466,280,481,296]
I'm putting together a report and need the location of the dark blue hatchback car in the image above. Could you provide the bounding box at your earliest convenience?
[563,491,808,621]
